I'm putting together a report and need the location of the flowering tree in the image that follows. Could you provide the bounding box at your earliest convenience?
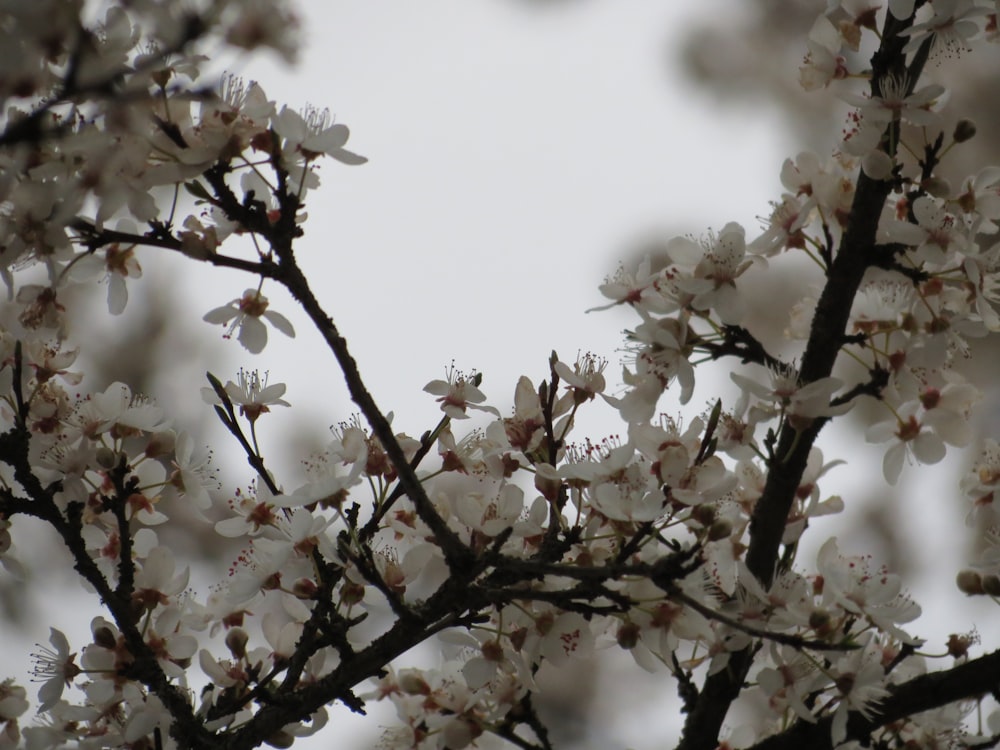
[4,2,1000,750]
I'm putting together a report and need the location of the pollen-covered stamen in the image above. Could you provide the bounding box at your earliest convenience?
[30,645,80,684]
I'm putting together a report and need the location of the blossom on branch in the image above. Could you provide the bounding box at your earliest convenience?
[203,289,295,354]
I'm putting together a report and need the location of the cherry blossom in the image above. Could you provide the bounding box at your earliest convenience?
[800,15,850,90]
[552,352,608,403]
[0,679,28,747]
[866,404,948,484]
[423,367,499,420]
[29,629,79,714]
[662,223,756,324]
[900,0,990,54]
[588,256,674,314]
[203,289,295,354]
[731,365,849,426]
[272,105,368,167]
[881,195,969,265]
[828,634,892,745]
[165,432,219,510]
[209,369,290,425]
[816,537,921,642]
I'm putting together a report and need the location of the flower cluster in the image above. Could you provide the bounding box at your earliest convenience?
[3,3,1000,750]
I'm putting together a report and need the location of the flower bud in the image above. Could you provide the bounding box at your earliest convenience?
[982,574,1000,597]
[808,608,834,637]
[93,624,117,650]
[398,670,430,696]
[292,578,319,599]
[616,621,640,650]
[481,639,504,662]
[96,446,119,469]
[955,569,984,595]
[340,581,365,605]
[690,504,716,528]
[226,627,249,659]
[953,119,976,143]
[707,518,732,542]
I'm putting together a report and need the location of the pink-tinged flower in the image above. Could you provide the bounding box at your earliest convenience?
[961,439,1000,526]
[881,196,968,265]
[261,612,305,669]
[451,483,525,537]
[665,223,756,323]
[757,644,825,724]
[866,404,947,484]
[102,240,141,315]
[20,702,100,748]
[132,546,190,614]
[553,352,607,403]
[783,448,845,544]
[201,368,290,423]
[956,167,1000,234]
[602,367,670,424]
[15,284,66,332]
[799,16,849,90]
[918,376,979,448]
[274,509,336,561]
[226,537,296,604]
[561,440,666,522]
[485,375,550,458]
[423,367,499,420]
[194,76,275,156]
[203,289,295,354]
[199,649,248,690]
[74,381,166,439]
[843,73,945,128]
[817,538,921,642]
[849,279,915,334]
[272,105,367,165]
[144,609,199,680]
[167,432,219,510]
[216,482,283,538]
[622,310,696,406]
[828,634,891,745]
[842,74,944,167]
[731,365,849,426]
[30,629,80,713]
[529,611,595,665]
[900,0,990,54]
[275,452,365,510]
[749,196,810,256]
[121,686,171,744]
[24,341,82,386]
[588,256,675,314]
